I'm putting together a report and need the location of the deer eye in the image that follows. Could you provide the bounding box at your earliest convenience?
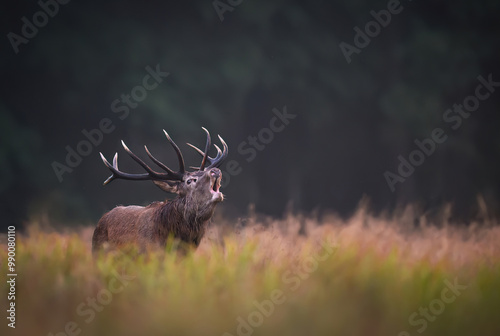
[187,178,197,185]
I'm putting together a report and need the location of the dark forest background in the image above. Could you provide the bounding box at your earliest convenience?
[1,0,499,229]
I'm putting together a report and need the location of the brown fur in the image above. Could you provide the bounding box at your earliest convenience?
[93,128,227,254]
[92,168,223,253]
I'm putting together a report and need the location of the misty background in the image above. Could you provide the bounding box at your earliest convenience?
[1,0,499,229]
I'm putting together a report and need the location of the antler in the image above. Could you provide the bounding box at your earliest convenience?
[187,128,228,170]
[144,130,185,177]
[99,130,186,185]
[100,128,228,186]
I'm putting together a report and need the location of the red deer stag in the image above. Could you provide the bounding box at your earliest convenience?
[92,128,228,253]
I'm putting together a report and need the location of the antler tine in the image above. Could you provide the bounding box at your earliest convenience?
[207,135,228,169]
[112,152,118,168]
[121,141,171,180]
[186,143,204,156]
[199,127,211,171]
[101,152,117,185]
[187,131,227,170]
[100,152,151,185]
[187,143,222,170]
[163,130,185,174]
[212,144,223,160]
[144,145,183,181]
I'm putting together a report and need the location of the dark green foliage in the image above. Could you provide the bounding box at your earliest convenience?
[1,0,499,226]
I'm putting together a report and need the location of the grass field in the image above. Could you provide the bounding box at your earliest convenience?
[2,207,500,336]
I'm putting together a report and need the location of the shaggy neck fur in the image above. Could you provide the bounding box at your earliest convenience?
[152,195,217,246]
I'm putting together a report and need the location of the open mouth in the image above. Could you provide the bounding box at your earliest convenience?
[211,175,221,193]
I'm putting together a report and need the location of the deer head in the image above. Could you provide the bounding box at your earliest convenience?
[99,128,228,210]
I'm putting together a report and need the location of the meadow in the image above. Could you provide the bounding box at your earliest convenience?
[1,206,500,336]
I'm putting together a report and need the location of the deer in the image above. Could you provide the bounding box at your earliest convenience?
[92,128,228,254]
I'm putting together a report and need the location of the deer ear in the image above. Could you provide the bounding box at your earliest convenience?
[153,180,179,194]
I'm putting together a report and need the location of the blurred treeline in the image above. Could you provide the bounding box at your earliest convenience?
[1,0,499,228]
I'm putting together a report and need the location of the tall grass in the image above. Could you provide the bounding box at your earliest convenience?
[1,207,500,336]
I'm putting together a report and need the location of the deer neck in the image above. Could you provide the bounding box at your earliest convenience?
[154,197,214,242]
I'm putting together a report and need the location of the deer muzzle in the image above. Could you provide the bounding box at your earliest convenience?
[209,168,223,201]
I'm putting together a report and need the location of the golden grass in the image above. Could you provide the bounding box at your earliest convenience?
[1,207,500,336]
